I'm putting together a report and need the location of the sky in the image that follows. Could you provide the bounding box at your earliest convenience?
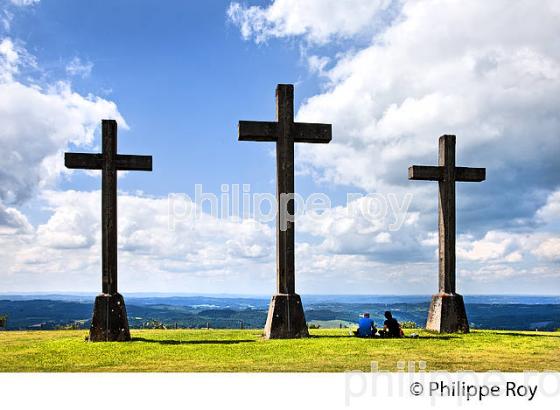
[0,0,559,295]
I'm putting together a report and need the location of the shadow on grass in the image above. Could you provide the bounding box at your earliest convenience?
[131,337,256,345]
[486,331,560,338]
[309,334,457,341]
[406,336,457,341]
[308,335,353,339]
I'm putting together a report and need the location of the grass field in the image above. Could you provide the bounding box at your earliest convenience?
[1,328,559,372]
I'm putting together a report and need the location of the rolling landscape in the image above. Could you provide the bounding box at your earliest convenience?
[1,294,559,332]
[3,294,558,373]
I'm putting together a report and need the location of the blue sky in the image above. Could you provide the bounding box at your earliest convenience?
[14,0,308,197]
[0,0,559,295]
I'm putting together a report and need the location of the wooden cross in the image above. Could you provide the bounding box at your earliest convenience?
[408,135,485,294]
[238,84,331,295]
[65,120,152,296]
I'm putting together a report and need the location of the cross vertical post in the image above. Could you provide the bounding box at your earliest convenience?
[238,84,332,338]
[102,120,118,295]
[276,84,295,295]
[408,135,485,333]
[65,119,152,341]
[438,135,456,294]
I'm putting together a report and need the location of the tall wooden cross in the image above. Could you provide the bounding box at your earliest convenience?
[408,134,485,333]
[238,84,331,338]
[65,119,152,341]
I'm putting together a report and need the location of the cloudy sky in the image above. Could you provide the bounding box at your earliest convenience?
[0,0,559,295]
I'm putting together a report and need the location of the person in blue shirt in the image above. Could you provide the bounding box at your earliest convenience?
[353,312,377,337]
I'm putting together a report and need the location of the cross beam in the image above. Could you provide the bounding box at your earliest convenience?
[238,84,331,295]
[408,166,485,182]
[408,135,485,294]
[239,121,331,143]
[65,120,152,295]
[65,153,152,171]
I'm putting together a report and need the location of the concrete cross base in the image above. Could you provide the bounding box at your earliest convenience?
[264,294,309,339]
[89,293,131,342]
[426,293,470,333]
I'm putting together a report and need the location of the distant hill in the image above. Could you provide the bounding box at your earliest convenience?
[0,295,559,331]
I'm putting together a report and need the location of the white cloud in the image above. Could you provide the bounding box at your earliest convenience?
[0,35,136,291]
[1,1,559,294]
[457,231,525,262]
[0,38,22,81]
[307,55,330,76]
[65,57,93,78]
[0,30,276,294]
[36,190,99,249]
[228,0,392,44]
[456,228,560,266]
[0,202,32,234]
[532,238,560,262]
[297,194,435,268]
[1,189,276,293]
[9,0,40,6]
[0,37,125,204]
[537,190,560,224]
[1,9,13,31]
[453,189,560,266]
[2,186,557,293]
[231,1,560,208]
[294,0,560,194]
[461,264,520,281]
[228,0,560,293]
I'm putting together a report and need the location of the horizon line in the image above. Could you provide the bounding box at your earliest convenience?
[1,292,559,298]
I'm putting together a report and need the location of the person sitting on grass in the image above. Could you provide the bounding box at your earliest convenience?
[380,311,403,338]
[353,312,377,337]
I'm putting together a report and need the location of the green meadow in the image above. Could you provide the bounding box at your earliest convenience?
[1,328,559,372]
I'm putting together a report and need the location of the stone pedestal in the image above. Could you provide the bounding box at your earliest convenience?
[426,293,469,333]
[264,294,309,339]
[89,293,131,342]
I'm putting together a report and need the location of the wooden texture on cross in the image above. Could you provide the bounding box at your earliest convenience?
[238,84,331,294]
[65,120,152,295]
[408,135,485,294]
